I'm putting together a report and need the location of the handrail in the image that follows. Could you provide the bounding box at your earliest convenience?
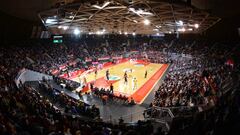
[105,109,145,123]
[155,119,171,131]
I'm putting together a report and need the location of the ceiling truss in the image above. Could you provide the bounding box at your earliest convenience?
[39,0,221,34]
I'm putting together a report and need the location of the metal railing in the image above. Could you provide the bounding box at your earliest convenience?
[105,109,145,124]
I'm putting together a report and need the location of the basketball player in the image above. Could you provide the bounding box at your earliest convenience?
[106,69,110,81]
[110,83,114,93]
[83,76,87,85]
[94,68,97,80]
[129,59,132,64]
[144,70,148,78]
[66,70,70,78]
[124,71,128,85]
[132,77,137,90]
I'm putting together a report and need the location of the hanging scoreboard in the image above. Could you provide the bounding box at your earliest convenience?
[53,35,63,43]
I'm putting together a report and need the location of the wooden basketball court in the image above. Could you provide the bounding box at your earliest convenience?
[71,60,168,104]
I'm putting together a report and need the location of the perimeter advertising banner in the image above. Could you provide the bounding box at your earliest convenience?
[85,56,123,62]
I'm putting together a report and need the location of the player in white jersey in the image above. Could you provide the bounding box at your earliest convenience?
[132,77,137,90]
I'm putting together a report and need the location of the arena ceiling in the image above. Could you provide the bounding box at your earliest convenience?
[36,0,222,35]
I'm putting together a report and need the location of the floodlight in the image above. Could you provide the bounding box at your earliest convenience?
[144,19,150,25]
[194,24,199,28]
[74,29,80,35]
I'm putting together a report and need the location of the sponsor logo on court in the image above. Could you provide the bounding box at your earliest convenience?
[108,75,121,80]
[134,64,144,67]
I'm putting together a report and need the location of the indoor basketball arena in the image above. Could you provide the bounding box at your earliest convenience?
[0,0,240,135]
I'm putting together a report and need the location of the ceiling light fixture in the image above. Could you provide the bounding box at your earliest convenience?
[96,30,105,35]
[96,31,101,35]
[194,24,199,28]
[177,28,186,32]
[74,29,80,35]
[63,26,68,30]
[144,19,150,25]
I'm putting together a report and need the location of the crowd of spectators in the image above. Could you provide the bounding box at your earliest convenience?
[0,36,239,135]
[92,87,129,104]
[0,83,158,135]
[38,79,100,118]
[151,39,238,108]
